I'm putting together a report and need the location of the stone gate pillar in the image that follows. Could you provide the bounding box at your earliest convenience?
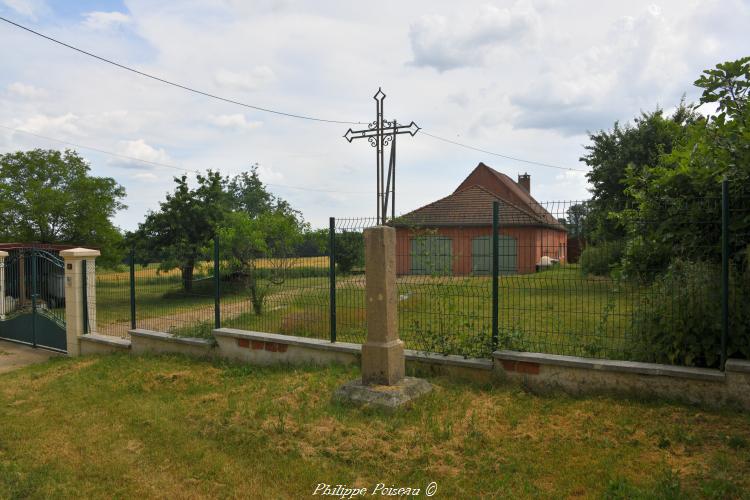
[60,248,100,356]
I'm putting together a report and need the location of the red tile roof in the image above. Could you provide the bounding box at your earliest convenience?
[398,163,565,229]
[455,162,560,225]
[397,185,562,228]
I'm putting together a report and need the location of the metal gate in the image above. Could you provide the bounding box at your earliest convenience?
[0,247,67,352]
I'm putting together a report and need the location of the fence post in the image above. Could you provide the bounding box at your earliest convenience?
[214,236,221,330]
[81,259,88,335]
[492,201,499,350]
[60,248,100,356]
[31,248,37,347]
[329,217,337,343]
[0,251,6,320]
[129,248,136,330]
[721,179,729,370]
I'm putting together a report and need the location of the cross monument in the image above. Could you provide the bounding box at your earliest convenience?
[344,88,420,225]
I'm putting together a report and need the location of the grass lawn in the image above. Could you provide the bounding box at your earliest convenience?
[1,354,749,498]
[95,264,645,359]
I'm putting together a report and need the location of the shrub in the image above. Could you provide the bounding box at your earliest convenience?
[335,231,364,274]
[629,260,750,367]
[620,234,671,282]
[579,240,624,277]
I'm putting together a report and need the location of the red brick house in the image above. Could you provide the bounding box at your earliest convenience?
[395,163,567,276]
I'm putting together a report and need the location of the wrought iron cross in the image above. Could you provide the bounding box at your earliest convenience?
[344,88,419,225]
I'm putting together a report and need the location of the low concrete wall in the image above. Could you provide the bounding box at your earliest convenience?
[129,329,215,358]
[214,328,360,366]
[213,328,495,382]
[79,326,749,410]
[79,334,131,355]
[725,359,750,406]
[406,351,494,384]
[494,350,750,410]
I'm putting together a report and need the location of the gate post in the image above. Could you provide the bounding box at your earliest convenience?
[0,251,6,320]
[60,248,100,356]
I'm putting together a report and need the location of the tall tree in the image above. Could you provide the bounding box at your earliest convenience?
[129,171,231,290]
[129,164,304,291]
[619,57,750,275]
[0,149,126,265]
[219,210,303,315]
[580,102,697,241]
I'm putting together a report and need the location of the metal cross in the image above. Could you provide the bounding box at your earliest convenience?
[344,88,420,225]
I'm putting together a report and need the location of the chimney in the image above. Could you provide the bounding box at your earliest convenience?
[517,173,530,193]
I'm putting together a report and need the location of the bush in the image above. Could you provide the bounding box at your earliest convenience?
[620,235,672,282]
[335,231,364,274]
[579,240,624,277]
[629,260,750,368]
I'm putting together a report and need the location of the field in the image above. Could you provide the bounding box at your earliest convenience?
[1,354,748,498]
[96,263,643,359]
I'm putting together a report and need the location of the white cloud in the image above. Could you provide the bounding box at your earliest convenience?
[109,139,172,170]
[131,172,158,181]
[6,82,47,99]
[208,113,262,130]
[15,113,80,135]
[508,5,691,135]
[118,139,171,163]
[1,0,47,19]
[409,2,541,71]
[82,11,132,30]
[213,66,276,92]
[255,162,284,183]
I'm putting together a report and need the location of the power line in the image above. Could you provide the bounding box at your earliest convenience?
[0,16,362,126]
[419,131,586,172]
[0,15,585,173]
[0,124,371,194]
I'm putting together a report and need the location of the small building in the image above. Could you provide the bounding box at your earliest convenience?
[394,163,567,276]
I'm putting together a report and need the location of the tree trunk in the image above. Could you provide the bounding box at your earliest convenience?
[182,265,194,292]
[249,276,263,315]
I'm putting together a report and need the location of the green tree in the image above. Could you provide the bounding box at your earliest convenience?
[619,57,750,367]
[619,57,750,275]
[219,210,303,315]
[0,149,126,265]
[295,228,328,257]
[580,102,697,241]
[565,203,589,239]
[129,164,304,292]
[129,171,231,291]
[335,231,364,274]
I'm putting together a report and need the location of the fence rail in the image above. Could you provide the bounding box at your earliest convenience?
[93,189,750,370]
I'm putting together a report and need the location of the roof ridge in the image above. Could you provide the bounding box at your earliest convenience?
[482,163,562,226]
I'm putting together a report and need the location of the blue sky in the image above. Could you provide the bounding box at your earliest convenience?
[1,0,748,231]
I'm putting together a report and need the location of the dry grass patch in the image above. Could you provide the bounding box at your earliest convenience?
[0,354,749,498]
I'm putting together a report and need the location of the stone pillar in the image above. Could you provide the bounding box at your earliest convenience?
[0,250,6,320]
[60,248,100,356]
[333,226,431,409]
[362,226,405,385]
